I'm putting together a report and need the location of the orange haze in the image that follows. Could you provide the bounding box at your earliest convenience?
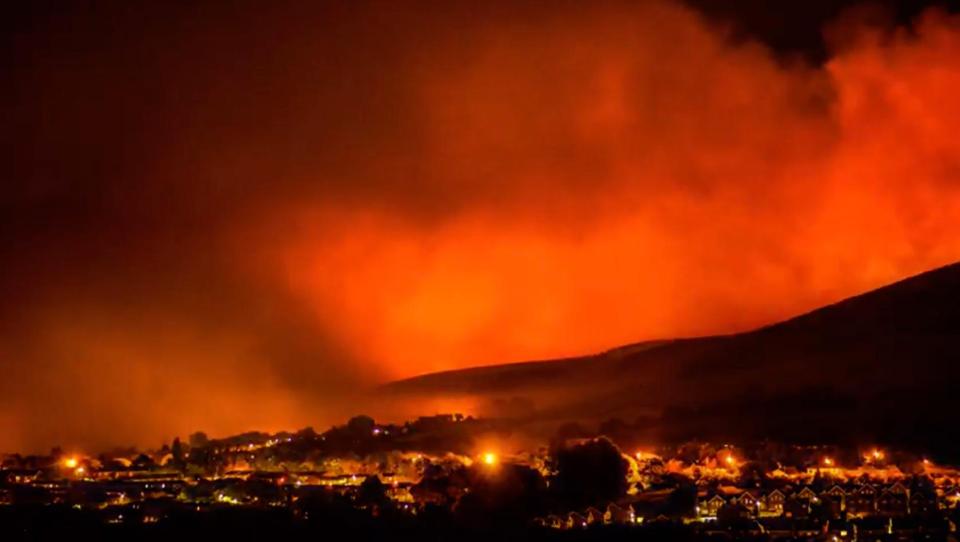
[2,1,960,452]
[267,4,960,377]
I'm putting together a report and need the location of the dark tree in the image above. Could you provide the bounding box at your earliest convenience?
[455,464,547,529]
[357,475,388,508]
[909,473,936,496]
[347,415,376,435]
[171,437,185,471]
[186,445,225,475]
[412,465,470,506]
[551,437,628,508]
[811,469,827,492]
[664,476,698,517]
[189,431,209,448]
[740,460,767,488]
[132,453,155,470]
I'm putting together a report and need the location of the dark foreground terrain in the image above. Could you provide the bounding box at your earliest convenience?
[2,504,956,542]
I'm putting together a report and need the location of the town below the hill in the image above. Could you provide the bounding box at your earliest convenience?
[3,414,960,540]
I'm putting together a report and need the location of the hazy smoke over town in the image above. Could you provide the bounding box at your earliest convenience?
[2,1,960,452]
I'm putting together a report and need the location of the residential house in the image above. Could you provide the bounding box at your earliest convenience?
[698,494,727,518]
[604,503,635,524]
[847,484,878,516]
[878,488,909,517]
[797,487,819,503]
[763,489,786,516]
[565,511,588,529]
[584,507,604,525]
[821,485,847,517]
[544,515,563,529]
[737,490,761,516]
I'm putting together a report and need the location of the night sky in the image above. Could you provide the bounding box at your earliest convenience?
[3,0,960,452]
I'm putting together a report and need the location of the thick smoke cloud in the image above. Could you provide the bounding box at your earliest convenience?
[2,1,959,452]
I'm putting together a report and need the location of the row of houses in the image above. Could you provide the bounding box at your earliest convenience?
[698,482,943,520]
[534,503,638,529]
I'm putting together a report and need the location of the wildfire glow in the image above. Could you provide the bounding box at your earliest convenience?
[482,452,498,466]
[4,0,960,453]
[273,4,960,392]
[62,457,79,469]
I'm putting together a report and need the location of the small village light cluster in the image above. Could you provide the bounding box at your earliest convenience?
[720,451,738,469]
[865,449,885,463]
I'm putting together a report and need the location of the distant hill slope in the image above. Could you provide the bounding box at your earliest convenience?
[384,262,960,455]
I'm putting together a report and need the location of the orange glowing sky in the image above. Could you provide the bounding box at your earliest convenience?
[2,1,960,452]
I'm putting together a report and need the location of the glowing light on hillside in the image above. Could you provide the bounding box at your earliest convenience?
[722,453,737,468]
[482,452,498,466]
[823,457,834,466]
[863,449,887,462]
